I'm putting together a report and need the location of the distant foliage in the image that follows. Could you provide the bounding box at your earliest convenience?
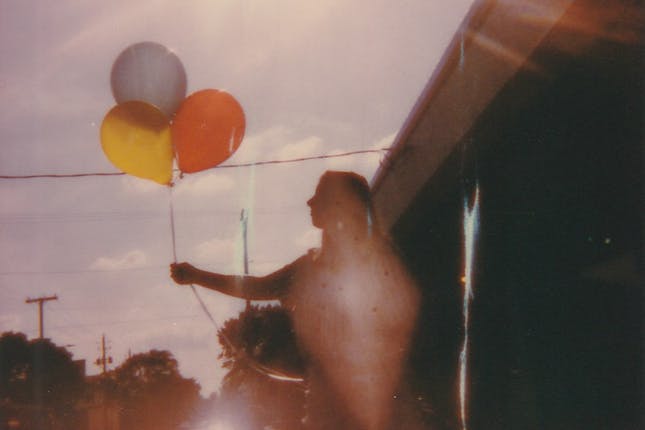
[0,331,85,429]
[0,332,200,430]
[106,349,201,430]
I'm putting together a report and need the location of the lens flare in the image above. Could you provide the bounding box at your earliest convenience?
[459,184,480,430]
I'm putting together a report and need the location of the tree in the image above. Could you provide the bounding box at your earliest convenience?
[217,305,306,429]
[109,349,200,430]
[0,331,85,430]
[0,332,31,403]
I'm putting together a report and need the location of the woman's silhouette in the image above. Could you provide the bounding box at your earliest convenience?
[171,171,420,430]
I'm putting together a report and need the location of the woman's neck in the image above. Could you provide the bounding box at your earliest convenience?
[321,222,371,252]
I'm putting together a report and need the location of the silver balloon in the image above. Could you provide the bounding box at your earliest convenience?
[111,42,187,118]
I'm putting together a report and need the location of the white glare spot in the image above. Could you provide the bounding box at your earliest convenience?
[229,127,237,153]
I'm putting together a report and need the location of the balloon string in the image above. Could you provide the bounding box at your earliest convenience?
[167,184,304,384]
[168,186,217,324]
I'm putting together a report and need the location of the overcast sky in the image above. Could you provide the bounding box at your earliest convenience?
[0,0,473,395]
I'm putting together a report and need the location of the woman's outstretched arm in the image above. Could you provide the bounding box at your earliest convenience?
[170,255,306,301]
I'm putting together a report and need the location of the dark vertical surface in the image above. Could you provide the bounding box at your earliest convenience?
[392,23,643,430]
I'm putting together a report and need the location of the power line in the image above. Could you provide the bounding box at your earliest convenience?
[0,148,389,180]
[214,148,387,168]
[26,313,204,332]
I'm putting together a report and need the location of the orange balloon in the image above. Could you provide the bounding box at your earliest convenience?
[172,89,245,173]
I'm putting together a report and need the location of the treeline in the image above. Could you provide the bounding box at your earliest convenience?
[0,304,309,430]
[0,332,199,430]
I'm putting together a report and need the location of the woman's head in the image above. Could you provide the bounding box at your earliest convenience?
[307,171,374,233]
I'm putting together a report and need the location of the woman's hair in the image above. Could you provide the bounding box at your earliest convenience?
[316,171,371,208]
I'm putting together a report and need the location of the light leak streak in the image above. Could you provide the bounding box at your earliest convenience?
[459,184,480,430]
[465,30,543,75]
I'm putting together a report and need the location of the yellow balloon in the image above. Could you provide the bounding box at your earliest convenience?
[100,101,173,185]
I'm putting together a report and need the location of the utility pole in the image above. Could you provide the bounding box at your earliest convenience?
[25,295,58,339]
[95,334,113,374]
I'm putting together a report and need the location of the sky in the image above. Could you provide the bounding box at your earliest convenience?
[0,0,474,396]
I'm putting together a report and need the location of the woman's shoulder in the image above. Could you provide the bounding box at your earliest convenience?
[274,249,318,277]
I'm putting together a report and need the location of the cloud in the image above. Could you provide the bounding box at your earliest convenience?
[373,131,397,151]
[90,249,148,270]
[228,126,291,163]
[173,172,236,196]
[195,237,237,266]
[228,126,325,164]
[272,135,323,160]
[324,131,395,180]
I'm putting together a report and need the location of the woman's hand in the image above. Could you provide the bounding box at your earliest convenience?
[170,262,197,285]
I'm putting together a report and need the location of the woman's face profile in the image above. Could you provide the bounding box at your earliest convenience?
[307,185,335,229]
